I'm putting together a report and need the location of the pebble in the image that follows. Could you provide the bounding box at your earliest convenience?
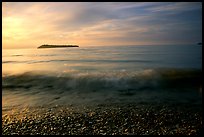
[2,103,202,135]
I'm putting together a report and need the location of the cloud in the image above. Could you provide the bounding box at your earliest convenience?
[146,2,202,13]
[2,2,202,49]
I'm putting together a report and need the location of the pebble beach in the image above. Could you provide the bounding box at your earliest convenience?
[2,103,202,135]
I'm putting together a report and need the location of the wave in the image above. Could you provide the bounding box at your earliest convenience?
[11,54,23,56]
[2,68,202,94]
[2,61,17,63]
[2,59,153,64]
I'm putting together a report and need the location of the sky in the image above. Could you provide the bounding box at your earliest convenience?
[2,2,202,49]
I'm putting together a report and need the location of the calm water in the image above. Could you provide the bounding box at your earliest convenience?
[2,45,202,110]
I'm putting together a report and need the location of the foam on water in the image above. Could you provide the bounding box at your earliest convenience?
[2,68,202,107]
[2,68,201,92]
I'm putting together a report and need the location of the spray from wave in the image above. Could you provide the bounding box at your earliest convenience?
[2,68,201,94]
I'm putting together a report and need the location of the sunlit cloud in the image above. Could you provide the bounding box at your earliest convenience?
[2,2,202,49]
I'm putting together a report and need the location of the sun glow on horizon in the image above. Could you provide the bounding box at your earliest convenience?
[2,2,202,49]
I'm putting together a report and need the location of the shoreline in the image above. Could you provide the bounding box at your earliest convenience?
[2,102,202,135]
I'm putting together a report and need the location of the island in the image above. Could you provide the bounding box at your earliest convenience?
[37,44,79,49]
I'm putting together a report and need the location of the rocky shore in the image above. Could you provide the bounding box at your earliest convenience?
[2,103,202,135]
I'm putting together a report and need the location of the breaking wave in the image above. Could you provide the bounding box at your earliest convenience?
[2,68,202,94]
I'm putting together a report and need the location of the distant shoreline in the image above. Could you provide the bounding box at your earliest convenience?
[38,44,79,49]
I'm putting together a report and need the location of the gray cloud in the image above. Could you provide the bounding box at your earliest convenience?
[2,2,202,48]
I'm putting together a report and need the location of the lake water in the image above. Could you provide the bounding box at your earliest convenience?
[2,45,202,110]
